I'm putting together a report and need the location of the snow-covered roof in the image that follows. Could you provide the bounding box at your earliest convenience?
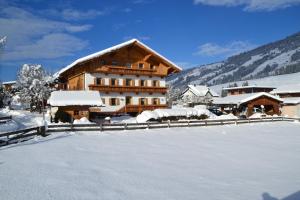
[55,39,182,78]
[49,91,104,107]
[282,97,300,105]
[213,92,283,105]
[185,85,219,97]
[223,85,276,91]
[271,84,300,94]
[2,81,16,85]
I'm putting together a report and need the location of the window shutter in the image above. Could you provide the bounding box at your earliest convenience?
[109,98,112,106]
[117,98,120,105]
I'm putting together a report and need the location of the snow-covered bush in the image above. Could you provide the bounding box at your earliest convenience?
[16,64,53,112]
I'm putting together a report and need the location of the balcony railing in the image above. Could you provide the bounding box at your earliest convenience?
[89,84,167,94]
[94,65,165,77]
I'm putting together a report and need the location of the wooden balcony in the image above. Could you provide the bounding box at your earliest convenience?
[116,104,168,114]
[89,84,167,94]
[93,65,165,77]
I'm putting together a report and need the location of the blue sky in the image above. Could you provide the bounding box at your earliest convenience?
[0,0,300,82]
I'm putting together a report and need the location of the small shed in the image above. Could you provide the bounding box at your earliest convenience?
[48,91,104,121]
[213,92,283,117]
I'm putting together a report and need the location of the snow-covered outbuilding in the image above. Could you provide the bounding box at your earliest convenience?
[48,91,104,121]
[180,85,219,105]
[213,92,283,117]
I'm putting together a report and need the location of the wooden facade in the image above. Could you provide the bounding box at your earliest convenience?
[224,86,276,96]
[243,96,281,116]
[55,39,181,119]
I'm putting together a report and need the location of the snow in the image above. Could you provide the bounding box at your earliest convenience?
[211,72,300,94]
[214,113,238,119]
[73,117,93,124]
[136,106,215,123]
[282,97,300,105]
[242,54,264,67]
[186,85,219,97]
[271,83,300,94]
[48,91,103,106]
[213,92,282,105]
[2,80,16,85]
[55,39,181,78]
[0,122,300,200]
[249,113,270,118]
[0,108,44,133]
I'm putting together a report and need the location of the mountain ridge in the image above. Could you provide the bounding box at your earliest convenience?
[168,32,300,90]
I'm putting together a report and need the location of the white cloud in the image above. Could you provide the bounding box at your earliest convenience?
[61,9,108,21]
[2,33,88,60]
[194,41,256,57]
[193,0,300,11]
[0,6,91,61]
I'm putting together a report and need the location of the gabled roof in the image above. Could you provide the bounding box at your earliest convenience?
[2,81,16,85]
[271,84,300,94]
[213,92,283,105]
[223,85,276,91]
[54,39,182,78]
[183,85,219,97]
[49,91,104,107]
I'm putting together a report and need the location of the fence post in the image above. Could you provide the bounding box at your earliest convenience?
[235,119,238,125]
[168,120,170,128]
[39,126,46,137]
[205,120,207,126]
[99,123,103,132]
[187,120,190,127]
[71,122,74,131]
[124,123,127,130]
[147,122,150,129]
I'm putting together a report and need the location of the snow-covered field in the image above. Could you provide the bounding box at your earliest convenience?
[1,122,300,200]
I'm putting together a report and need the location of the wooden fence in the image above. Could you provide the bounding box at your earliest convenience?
[1,116,298,147]
[0,126,46,147]
[0,116,12,124]
[47,116,298,133]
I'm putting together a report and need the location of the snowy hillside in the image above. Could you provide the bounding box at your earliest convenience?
[168,32,300,90]
[210,71,300,94]
[1,122,300,200]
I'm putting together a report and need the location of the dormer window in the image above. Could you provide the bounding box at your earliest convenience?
[138,63,144,69]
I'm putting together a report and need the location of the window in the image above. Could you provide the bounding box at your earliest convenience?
[152,80,159,87]
[74,110,79,116]
[110,98,119,106]
[140,98,147,106]
[101,98,105,104]
[125,79,132,86]
[111,78,117,86]
[96,78,102,85]
[150,64,155,70]
[112,61,118,66]
[153,98,159,105]
[140,80,146,87]
[125,63,131,68]
[126,96,132,105]
[100,60,106,65]
[138,63,144,69]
